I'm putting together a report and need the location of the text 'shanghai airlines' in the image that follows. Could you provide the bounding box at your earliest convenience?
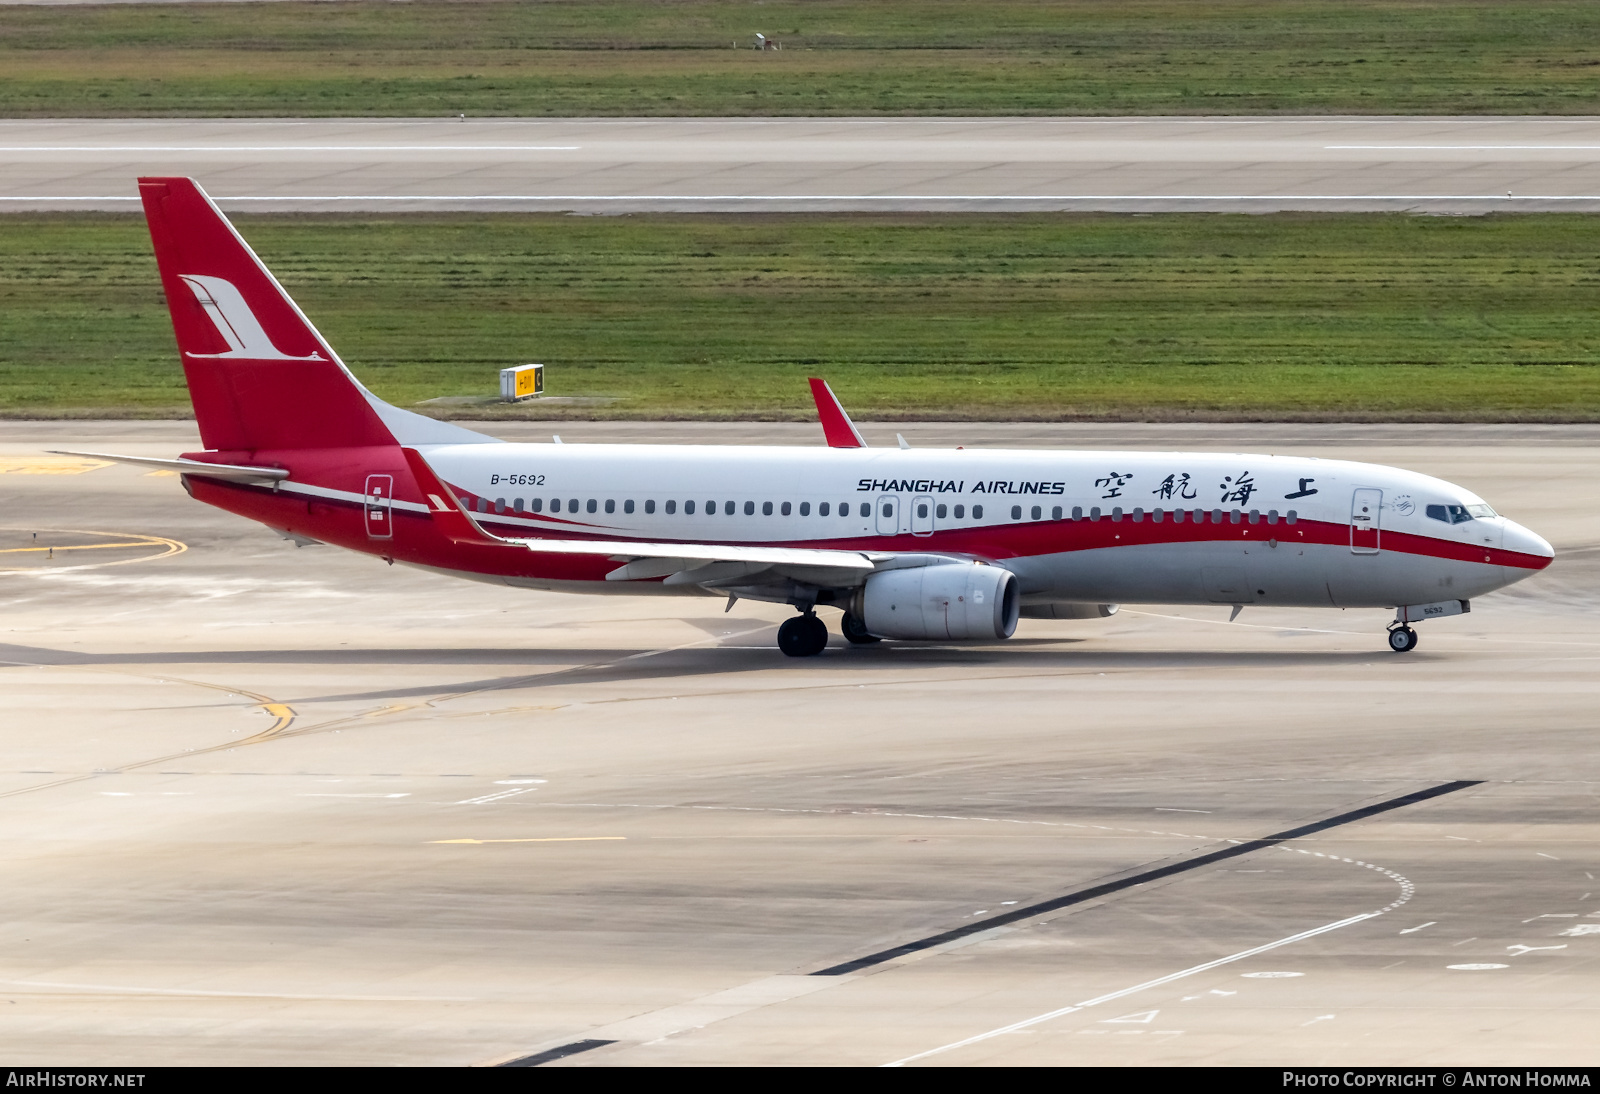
[69,178,1554,657]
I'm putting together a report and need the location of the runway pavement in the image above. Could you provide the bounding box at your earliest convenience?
[5,117,1600,213]
[0,420,1597,1066]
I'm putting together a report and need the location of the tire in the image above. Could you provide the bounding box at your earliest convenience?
[1388,626,1418,653]
[840,612,881,644]
[779,614,829,657]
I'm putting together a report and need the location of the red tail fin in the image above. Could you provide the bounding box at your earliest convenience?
[808,377,867,448]
[140,177,395,452]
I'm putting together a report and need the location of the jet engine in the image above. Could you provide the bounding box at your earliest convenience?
[856,563,1019,641]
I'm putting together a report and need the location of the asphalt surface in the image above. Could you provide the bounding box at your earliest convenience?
[5,117,1600,213]
[1,420,1596,1066]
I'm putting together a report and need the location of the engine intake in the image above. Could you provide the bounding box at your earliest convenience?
[858,563,1019,641]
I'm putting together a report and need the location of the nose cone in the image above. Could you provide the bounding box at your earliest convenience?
[1502,519,1554,569]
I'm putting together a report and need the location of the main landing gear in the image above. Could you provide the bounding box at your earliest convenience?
[778,612,830,658]
[1387,625,1419,654]
[840,611,881,645]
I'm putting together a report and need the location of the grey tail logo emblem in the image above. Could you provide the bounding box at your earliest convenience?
[179,274,325,361]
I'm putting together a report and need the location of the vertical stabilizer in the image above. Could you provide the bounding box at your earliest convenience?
[140,176,398,452]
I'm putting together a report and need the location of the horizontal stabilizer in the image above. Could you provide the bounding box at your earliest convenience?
[49,450,289,484]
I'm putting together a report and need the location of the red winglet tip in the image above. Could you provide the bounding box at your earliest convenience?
[807,377,866,449]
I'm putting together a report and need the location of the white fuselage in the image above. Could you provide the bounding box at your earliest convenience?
[418,443,1553,609]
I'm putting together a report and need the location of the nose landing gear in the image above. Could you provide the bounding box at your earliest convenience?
[778,612,830,657]
[1387,625,1419,653]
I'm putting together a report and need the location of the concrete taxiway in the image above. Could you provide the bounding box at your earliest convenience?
[4,116,1600,213]
[0,420,1596,1066]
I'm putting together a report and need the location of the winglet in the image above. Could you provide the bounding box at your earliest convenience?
[808,378,867,449]
[401,447,515,547]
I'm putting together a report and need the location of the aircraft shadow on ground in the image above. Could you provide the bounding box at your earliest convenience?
[0,640,1406,710]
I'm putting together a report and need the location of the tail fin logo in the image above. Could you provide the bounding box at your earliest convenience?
[179,274,325,362]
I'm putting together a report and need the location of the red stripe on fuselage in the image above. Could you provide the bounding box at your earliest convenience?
[191,475,1550,584]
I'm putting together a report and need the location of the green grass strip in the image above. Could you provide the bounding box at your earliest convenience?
[2,0,1600,117]
[3,211,1600,421]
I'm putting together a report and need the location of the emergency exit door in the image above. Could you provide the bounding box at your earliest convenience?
[876,495,901,536]
[1350,487,1381,554]
[365,474,394,540]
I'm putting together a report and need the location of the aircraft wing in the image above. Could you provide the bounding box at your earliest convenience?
[402,446,925,589]
[49,449,289,484]
[525,537,879,585]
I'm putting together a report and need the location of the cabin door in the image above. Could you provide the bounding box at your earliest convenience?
[1350,488,1381,554]
[365,474,394,540]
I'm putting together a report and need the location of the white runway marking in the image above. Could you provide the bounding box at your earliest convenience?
[456,786,536,805]
[882,911,1377,1067]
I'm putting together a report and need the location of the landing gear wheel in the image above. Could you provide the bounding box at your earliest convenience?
[1388,626,1419,654]
[778,613,829,657]
[840,612,881,645]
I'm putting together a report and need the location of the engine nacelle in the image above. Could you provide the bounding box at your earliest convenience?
[858,563,1019,641]
[1019,602,1119,620]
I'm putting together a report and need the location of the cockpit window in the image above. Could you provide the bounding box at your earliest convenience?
[1426,503,1492,525]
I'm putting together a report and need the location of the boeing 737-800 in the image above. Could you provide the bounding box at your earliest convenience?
[63,178,1554,657]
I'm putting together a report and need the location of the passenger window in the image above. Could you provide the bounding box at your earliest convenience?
[1131,507,1143,522]
[549,498,559,512]
[1248,509,1259,524]
[1286,510,1298,524]
[624,499,634,514]
[1229,509,1240,524]
[725,500,736,516]
[706,500,716,515]
[973,504,984,519]
[495,498,506,513]
[1172,508,1184,523]
[513,498,524,513]
[475,497,487,513]
[1152,507,1164,523]
[882,503,892,518]
[763,501,773,516]
[819,502,829,516]
[1267,509,1278,524]
[1072,505,1083,520]
[917,503,929,518]
[954,504,965,519]
[860,503,870,518]
[664,500,675,514]
[745,501,756,516]
[586,499,597,514]
[1090,507,1101,521]
[532,498,543,513]
[1192,509,1204,523]
[1030,505,1041,520]
[644,499,654,514]
[936,503,947,519]
[1111,507,1123,522]
[604,499,615,514]
[685,500,695,515]
[1051,505,1062,520]
[568,499,580,514]
[797,501,808,516]
[1213,508,1224,523]
[1011,505,1022,520]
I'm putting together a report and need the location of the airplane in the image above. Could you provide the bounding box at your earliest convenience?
[62,177,1554,658]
